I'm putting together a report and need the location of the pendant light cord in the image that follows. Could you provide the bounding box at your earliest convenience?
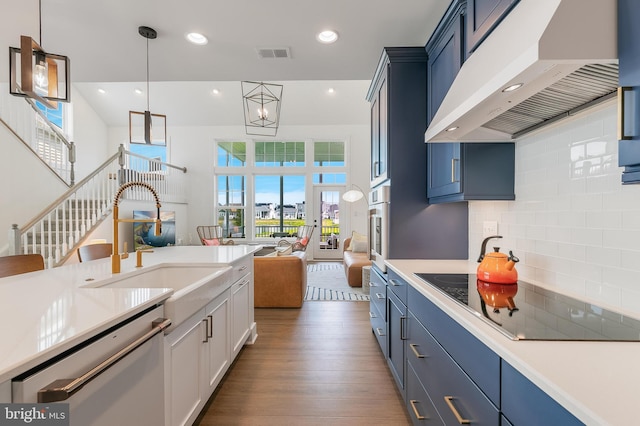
[146,36,150,111]
[38,0,42,45]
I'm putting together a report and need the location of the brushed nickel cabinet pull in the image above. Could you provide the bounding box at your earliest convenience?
[202,318,210,343]
[375,327,386,336]
[369,311,377,318]
[207,315,213,339]
[400,316,407,340]
[375,292,385,300]
[618,86,632,140]
[409,343,425,358]
[369,281,376,287]
[409,400,426,420]
[444,396,470,424]
[389,279,400,286]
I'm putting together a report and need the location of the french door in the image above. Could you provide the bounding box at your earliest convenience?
[312,186,344,260]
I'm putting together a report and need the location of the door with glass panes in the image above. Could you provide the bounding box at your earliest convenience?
[312,186,344,260]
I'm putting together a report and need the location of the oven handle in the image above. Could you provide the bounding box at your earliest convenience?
[37,318,171,403]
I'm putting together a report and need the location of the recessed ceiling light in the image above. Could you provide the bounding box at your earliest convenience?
[446,126,459,132]
[317,30,338,44]
[134,88,143,95]
[212,89,220,95]
[502,83,523,93]
[327,88,335,94]
[97,88,106,94]
[186,32,208,45]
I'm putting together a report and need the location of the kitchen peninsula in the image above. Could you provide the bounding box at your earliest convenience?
[0,245,260,425]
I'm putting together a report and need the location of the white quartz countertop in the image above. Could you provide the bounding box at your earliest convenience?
[0,245,260,383]
[386,259,640,426]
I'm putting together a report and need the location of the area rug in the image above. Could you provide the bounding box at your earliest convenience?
[305,262,370,301]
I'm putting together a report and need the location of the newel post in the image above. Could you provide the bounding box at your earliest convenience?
[8,224,20,255]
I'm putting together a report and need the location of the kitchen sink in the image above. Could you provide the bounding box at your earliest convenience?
[84,264,232,328]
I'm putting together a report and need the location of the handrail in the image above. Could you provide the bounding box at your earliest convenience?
[124,149,187,173]
[19,152,120,232]
[0,116,70,187]
[23,96,72,149]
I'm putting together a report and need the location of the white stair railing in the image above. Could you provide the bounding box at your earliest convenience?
[8,146,187,267]
[0,89,76,186]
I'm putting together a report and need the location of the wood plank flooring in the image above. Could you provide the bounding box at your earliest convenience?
[196,301,411,425]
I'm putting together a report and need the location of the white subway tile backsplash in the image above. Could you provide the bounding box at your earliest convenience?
[469,102,640,314]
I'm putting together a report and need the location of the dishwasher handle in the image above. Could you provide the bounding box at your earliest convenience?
[37,318,171,403]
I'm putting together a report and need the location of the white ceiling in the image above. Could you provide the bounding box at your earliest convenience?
[8,0,450,127]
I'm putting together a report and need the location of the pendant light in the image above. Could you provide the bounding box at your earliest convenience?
[129,26,166,145]
[241,81,283,137]
[9,0,70,108]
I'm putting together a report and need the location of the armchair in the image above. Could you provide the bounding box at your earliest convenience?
[277,225,314,252]
[196,225,235,246]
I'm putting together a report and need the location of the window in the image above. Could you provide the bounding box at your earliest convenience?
[35,101,64,129]
[254,175,305,237]
[217,175,246,238]
[218,142,246,167]
[128,143,167,171]
[255,141,304,167]
[314,141,344,166]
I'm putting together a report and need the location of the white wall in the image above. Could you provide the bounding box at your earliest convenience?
[108,124,370,245]
[70,87,110,180]
[469,101,640,315]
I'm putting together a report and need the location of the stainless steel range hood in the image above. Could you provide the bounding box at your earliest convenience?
[424,0,618,143]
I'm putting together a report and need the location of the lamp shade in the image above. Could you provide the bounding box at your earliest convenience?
[342,189,364,203]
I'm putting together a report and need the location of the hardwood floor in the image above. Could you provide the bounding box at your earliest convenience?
[196,301,411,425]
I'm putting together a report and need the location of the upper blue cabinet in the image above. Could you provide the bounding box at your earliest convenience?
[618,0,640,184]
[426,1,465,125]
[466,0,520,55]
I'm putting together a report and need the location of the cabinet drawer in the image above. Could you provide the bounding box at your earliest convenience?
[408,285,500,407]
[406,361,444,425]
[230,256,251,283]
[369,301,387,357]
[387,268,408,305]
[370,268,387,317]
[501,361,583,426]
[418,319,499,426]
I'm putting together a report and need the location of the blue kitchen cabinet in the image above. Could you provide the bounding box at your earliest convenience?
[367,47,469,260]
[369,266,388,357]
[427,142,515,204]
[618,0,640,183]
[387,288,406,394]
[426,0,465,124]
[466,0,519,55]
[501,361,584,426]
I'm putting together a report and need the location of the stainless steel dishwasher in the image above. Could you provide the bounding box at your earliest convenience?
[12,305,170,426]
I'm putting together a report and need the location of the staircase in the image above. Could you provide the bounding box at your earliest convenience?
[8,145,188,268]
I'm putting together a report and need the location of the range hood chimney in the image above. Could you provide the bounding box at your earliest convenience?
[424,0,618,143]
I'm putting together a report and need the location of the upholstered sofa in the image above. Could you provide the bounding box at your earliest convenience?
[343,236,372,287]
[254,250,307,308]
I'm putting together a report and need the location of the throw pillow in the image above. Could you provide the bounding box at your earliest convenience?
[351,240,368,253]
[203,238,220,246]
[300,236,309,246]
[347,231,367,250]
[263,251,278,257]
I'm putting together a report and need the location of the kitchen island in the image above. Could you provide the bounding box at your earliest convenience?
[0,245,260,408]
[387,259,640,426]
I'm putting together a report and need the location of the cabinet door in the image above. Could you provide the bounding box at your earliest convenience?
[371,76,388,185]
[387,289,406,393]
[618,0,640,182]
[231,275,251,357]
[206,292,230,393]
[406,361,444,425]
[427,142,461,199]
[467,0,518,54]
[370,267,387,357]
[166,310,206,426]
[501,361,583,426]
[427,12,463,123]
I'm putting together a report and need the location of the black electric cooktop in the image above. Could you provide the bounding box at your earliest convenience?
[415,273,640,341]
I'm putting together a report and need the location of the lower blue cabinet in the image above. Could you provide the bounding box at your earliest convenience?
[406,360,444,425]
[501,361,583,426]
[387,288,406,392]
[408,311,500,426]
